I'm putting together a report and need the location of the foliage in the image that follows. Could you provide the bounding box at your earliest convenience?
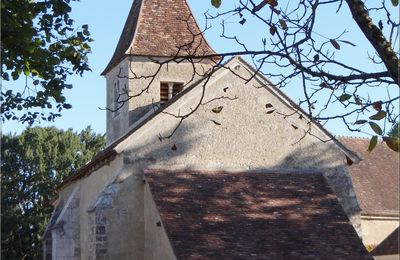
[1,0,93,124]
[1,126,105,259]
[388,122,400,138]
[383,122,400,152]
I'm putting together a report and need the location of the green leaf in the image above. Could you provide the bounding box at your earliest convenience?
[369,111,387,121]
[354,120,368,125]
[211,0,221,8]
[330,39,341,50]
[62,103,72,109]
[279,19,288,30]
[339,94,352,102]
[23,67,30,76]
[369,122,383,135]
[391,0,398,6]
[368,135,378,152]
[3,72,9,81]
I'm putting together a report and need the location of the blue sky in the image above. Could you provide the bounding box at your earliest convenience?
[2,0,398,137]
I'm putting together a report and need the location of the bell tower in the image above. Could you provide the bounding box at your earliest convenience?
[102,0,217,145]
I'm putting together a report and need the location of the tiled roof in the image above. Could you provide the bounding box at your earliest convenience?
[340,137,400,215]
[102,0,217,75]
[372,227,399,256]
[145,170,372,259]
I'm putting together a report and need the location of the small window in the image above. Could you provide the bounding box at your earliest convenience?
[113,80,120,118]
[160,82,183,105]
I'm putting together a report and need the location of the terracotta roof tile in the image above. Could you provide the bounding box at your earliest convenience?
[340,137,400,215]
[102,0,217,75]
[372,227,399,256]
[145,170,372,259]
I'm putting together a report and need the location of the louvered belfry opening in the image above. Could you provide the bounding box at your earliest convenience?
[160,83,169,104]
[160,82,183,105]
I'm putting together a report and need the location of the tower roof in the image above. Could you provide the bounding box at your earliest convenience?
[102,0,217,75]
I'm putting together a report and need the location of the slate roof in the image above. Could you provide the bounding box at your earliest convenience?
[372,227,399,256]
[145,169,372,259]
[102,0,217,75]
[340,137,400,216]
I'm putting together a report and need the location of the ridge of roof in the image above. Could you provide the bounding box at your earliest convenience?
[361,210,400,217]
[102,0,142,76]
[337,135,372,140]
[101,0,217,75]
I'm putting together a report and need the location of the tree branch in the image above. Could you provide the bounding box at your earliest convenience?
[345,0,399,85]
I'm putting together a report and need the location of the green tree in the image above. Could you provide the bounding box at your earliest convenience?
[1,0,93,124]
[388,122,400,139]
[1,126,105,259]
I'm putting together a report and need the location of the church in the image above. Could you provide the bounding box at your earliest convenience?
[42,0,375,259]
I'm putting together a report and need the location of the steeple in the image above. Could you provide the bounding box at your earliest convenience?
[103,0,217,145]
[102,0,216,75]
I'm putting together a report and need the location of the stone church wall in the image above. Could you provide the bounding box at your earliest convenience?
[53,59,362,259]
[50,186,81,259]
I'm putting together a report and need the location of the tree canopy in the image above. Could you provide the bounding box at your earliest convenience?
[388,122,400,138]
[1,0,92,125]
[1,126,105,259]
